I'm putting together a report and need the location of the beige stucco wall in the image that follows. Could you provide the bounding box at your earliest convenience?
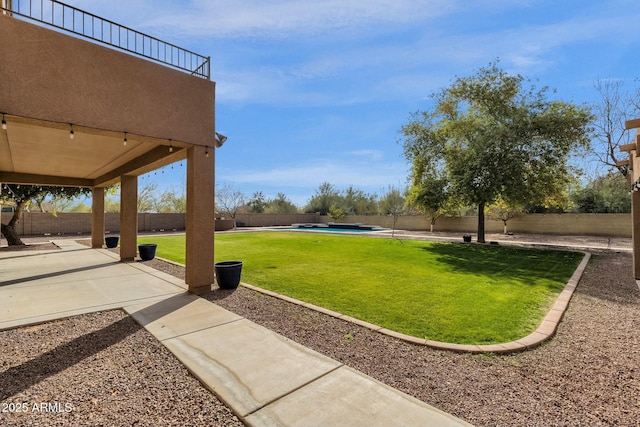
[321,214,632,237]
[3,212,631,238]
[235,213,320,227]
[0,14,215,147]
[2,212,186,236]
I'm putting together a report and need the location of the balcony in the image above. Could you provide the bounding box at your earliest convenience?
[0,0,216,292]
[1,0,210,79]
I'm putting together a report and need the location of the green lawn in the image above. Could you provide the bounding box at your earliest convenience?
[138,232,583,344]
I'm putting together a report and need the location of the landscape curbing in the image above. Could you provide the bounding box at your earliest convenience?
[238,251,591,354]
[1,241,475,427]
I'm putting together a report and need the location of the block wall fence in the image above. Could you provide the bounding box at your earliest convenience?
[1,212,185,236]
[1,212,631,238]
[320,213,631,237]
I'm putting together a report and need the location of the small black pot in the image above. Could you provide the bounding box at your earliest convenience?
[105,236,119,248]
[138,243,158,261]
[463,235,472,243]
[215,261,243,289]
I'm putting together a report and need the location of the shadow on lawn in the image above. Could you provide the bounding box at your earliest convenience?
[418,242,581,289]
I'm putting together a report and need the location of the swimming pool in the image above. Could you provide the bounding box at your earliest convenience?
[271,224,387,233]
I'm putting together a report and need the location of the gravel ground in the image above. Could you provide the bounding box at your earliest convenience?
[202,251,640,427]
[2,233,639,426]
[141,236,640,426]
[0,310,244,427]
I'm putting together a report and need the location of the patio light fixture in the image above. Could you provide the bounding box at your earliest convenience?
[214,132,227,147]
[1,111,212,157]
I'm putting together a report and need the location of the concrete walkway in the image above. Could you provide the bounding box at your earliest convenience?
[0,240,472,427]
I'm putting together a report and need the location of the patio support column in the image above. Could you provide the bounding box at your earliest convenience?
[91,187,105,248]
[185,144,214,294]
[120,175,138,262]
[633,190,640,279]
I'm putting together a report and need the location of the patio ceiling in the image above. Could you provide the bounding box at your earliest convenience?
[0,12,214,191]
[0,115,187,188]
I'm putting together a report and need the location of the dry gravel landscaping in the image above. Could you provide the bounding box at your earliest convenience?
[1,236,639,426]
[0,310,243,427]
[204,250,640,426]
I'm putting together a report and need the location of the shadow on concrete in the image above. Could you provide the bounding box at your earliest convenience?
[127,293,199,326]
[0,261,121,288]
[0,313,141,401]
[203,287,238,302]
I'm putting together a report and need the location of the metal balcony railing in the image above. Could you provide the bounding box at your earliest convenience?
[1,0,210,79]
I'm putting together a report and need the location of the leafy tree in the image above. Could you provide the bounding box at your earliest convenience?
[265,193,298,214]
[68,201,92,213]
[215,183,246,229]
[247,191,268,213]
[1,185,91,245]
[343,186,378,215]
[572,173,631,213]
[405,173,450,233]
[486,196,523,234]
[304,182,341,215]
[104,195,120,213]
[402,62,593,242]
[327,205,346,221]
[305,183,378,215]
[156,188,186,213]
[378,186,406,238]
[48,196,77,214]
[138,182,159,213]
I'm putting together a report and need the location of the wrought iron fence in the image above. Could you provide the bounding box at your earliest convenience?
[1,0,210,79]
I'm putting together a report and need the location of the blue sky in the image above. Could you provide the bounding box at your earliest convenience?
[68,0,640,207]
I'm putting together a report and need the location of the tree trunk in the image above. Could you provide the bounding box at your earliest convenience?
[391,214,398,238]
[1,223,24,246]
[1,199,27,246]
[477,202,486,243]
[503,221,508,235]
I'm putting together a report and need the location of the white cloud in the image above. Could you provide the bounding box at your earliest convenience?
[136,0,461,39]
[348,149,384,161]
[221,158,407,190]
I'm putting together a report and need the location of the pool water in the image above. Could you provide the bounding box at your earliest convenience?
[271,226,385,233]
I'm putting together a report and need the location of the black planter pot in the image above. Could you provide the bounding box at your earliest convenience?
[215,261,243,289]
[463,235,472,243]
[138,243,158,261]
[105,236,119,248]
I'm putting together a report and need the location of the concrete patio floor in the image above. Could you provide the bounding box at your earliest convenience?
[0,240,473,427]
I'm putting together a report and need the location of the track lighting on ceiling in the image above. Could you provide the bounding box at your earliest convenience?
[1,113,6,130]
[169,140,174,153]
[123,132,128,146]
[69,124,74,140]
[214,132,227,148]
